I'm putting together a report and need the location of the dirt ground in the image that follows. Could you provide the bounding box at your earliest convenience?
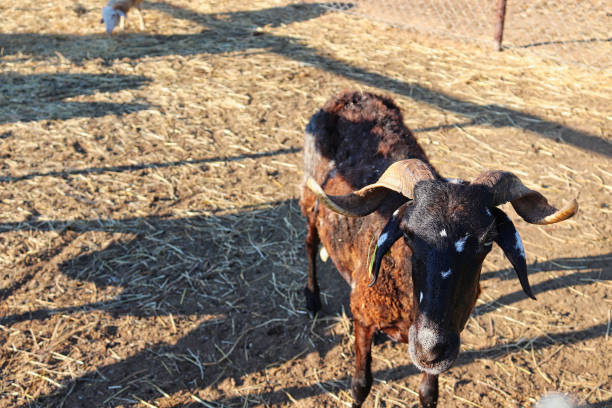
[325,0,612,69]
[1,1,611,407]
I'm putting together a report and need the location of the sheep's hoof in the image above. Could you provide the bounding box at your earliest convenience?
[304,286,321,317]
[419,374,439,408]
[419,397,438,408]
[351,376,371,408]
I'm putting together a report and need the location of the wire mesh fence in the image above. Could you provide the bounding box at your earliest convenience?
[320,0,612,69]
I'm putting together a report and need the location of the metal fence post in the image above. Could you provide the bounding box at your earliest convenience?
[494,0,508,51]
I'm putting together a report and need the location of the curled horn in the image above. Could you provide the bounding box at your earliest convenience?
[472,171,578,224]
[306,159,436,217]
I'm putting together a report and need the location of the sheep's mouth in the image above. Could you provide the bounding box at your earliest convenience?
[409,349,458,375]
[413,355,456,373]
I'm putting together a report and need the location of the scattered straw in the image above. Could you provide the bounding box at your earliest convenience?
[0,0,609,407]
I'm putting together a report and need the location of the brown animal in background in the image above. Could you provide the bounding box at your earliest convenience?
[300,91,577,407]
[101,0,145,35]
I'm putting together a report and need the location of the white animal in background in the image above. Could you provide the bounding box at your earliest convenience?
[535,393,578,408]
[101,0,145,35]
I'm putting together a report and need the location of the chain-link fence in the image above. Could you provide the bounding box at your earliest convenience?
[321,0,611,69]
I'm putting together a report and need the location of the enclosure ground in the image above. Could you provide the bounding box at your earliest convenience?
[1,1,611,407]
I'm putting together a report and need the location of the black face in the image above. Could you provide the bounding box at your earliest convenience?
[404,180,496,322]
[370,180,497,373]
[403,181,497,372]
[369,179,534,374]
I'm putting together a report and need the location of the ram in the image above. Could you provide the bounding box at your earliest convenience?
[300,91,577,407]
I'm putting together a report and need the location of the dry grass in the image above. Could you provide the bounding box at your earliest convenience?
[320,0,612,69]
[1,1,611,407]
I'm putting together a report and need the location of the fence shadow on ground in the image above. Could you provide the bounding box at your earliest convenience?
[0,73,151,124]
[517,36,612,49]
[2,199,350,406]
[1,3,609,156]
[474,252,610,317]
[2,198,609,407]
[0,147,301,184]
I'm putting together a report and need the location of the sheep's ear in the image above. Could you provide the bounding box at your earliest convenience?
[491,207,536,300]
[100,18,105,23]
[368,203,409,286]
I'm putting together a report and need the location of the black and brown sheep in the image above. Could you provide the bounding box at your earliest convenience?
[300,91,577,407]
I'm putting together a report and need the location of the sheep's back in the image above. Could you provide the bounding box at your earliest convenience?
[304,91,432,191]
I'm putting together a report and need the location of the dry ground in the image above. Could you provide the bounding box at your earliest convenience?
[1,1,611,407]
[325,0,612,68]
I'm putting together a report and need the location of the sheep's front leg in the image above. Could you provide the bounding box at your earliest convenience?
[134,6,145,30]
[418,372,439,407]
[304,220,321,316]
[351,320,375,408]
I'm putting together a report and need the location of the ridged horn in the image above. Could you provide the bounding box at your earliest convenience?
[306,159,436,217]
[472,171,578,224]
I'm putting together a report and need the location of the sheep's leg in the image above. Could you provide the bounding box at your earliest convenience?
[351,321,375,408]
[304,220,321,316]
[418,372,439,407]
[119,15,125,31]
[134,6,145,31]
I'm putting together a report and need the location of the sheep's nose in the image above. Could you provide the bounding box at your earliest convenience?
[416,341,446,364]
[414,328,458,366]
[409,316,460,373]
